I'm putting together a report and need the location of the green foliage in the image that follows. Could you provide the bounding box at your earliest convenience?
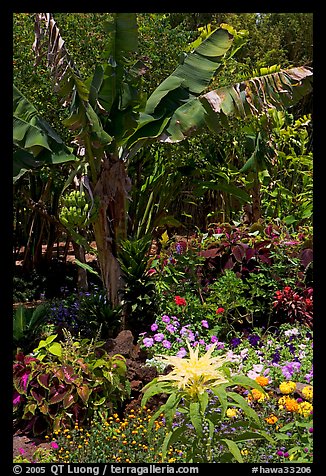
[206,270,254,338]
[118,235,157,332]
[13,303,50,353]
[13,330,130,435]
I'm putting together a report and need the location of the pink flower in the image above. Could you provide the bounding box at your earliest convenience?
[201,320,209,328]
[50,441,59,450]
[19,448,26,455]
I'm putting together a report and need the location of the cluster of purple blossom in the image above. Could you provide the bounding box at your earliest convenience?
[140,314,224,357]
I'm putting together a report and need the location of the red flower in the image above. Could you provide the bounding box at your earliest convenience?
[216,307,225,314]
[174,296,187,306]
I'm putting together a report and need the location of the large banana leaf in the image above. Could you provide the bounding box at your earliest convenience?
[125,27,234,149]
[13,85,77,181]
[33,13,112,162]
[200,66,313,124]
[158,66,313,143]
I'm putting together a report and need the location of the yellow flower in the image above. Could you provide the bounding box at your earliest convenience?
[297,401,313,417]
[265,414,278,424]
[302,386,313,402]
[156,341,229,397]
[279,381,296,395]
[285,398,299,412]
[226,408,239,418]
[241,449,249,456]
[255,376,269,387]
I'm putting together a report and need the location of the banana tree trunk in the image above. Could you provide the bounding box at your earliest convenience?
[92,154,130,316]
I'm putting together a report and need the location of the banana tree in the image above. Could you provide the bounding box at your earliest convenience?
[14,12,313,314]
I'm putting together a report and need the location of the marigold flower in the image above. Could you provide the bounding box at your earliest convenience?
[279,381,296,394]
[265,414,278,424]
[297,401,313,417]
[248,388,269,403]
[255,376,269,387]
[285,398,299,412]
[226,408,239,418]
[302,386,313,402]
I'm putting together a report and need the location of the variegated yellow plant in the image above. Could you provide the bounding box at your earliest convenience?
[155,341,229,398]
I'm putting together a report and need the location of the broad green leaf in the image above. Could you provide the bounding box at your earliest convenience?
[189,401,203,436]
[220,438,243,463]
[228,391,261,426]
[13,305,25,342]
[211,385,228,417]
[48,342,62,358]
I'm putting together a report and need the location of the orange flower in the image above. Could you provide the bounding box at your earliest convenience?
[255,376,269,387]
[285,398,299,412]
[265,414,278,424]
[248,388,269,403]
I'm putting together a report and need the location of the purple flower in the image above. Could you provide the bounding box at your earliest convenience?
[150,323,158,332]
[162,340,171,349]
[166,324,176,333]
[162,315,170,324]
[272,350,281,364]
[211,335,218,344]
[216,342,225,350]
[143,337,154,348]
[248,334,260,347]
[175,243,183,254]
[284,452,289,458]
[231,337,241,348]
[309,427,313,433]
[176,347,187,358]
[198,339,206,345]
[154,333,165,342]
[187,331,195,342]
[281,361,301,379]
[201,320,209,329]
[277,450,284,457]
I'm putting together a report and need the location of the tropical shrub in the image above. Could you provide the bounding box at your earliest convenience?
[13,302,50,354]
[13,331,130,435]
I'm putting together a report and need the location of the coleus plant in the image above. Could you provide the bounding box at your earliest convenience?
[13,334,131,435]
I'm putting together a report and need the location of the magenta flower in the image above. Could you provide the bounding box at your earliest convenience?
[162,315,170,324]
[151,323,158,332]
[201,320,209,328]
[162,339,171,349]
[176,347,187,358]
[50,441,59,450]
[143,337,154,347]
[211,335,218,343]
[19,448,26,455]
[166,324,176,333]
[154,333,165,342]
